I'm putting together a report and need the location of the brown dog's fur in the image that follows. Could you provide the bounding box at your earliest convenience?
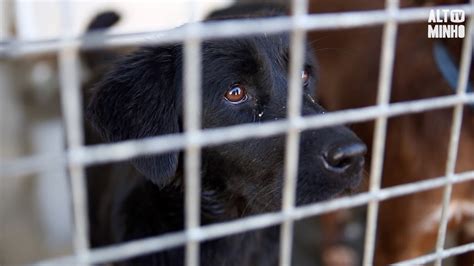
[309,0,474,264]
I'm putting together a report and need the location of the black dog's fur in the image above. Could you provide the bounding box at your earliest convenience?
[87,6,365,266]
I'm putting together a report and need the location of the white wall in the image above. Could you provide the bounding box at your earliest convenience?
[14,0,234,40]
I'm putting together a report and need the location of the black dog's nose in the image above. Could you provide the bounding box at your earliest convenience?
[323,142,367,172]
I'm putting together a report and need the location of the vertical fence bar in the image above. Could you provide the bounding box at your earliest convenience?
[57,0,90,263]
[434,14,473,266]
[362,0,399,265]
[279,1,308,266]
[184,2,202,266]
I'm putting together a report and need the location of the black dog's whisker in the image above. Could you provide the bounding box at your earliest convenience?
[241,183,275,216]
[306,35,331,46]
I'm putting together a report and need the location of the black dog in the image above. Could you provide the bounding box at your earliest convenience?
[87,6,366,266]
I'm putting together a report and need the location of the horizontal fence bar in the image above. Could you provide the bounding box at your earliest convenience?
[2,93,474,178]
[395,242,474,265]
[0,4,472,58]
[2,93,474,177]
[34,170,474,265]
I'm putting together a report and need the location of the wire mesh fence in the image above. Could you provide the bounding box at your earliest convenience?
[1,0,474,265]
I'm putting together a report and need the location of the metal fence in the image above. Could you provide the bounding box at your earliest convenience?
[1,0,474,265]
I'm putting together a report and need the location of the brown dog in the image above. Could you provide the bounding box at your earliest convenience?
[309,0,474,265]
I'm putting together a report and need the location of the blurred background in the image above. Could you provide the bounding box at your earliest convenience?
[1,0,473,265]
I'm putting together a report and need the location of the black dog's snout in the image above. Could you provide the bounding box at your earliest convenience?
[323,142,367,173]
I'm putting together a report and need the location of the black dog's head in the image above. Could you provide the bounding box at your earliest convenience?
[88,18,366,216]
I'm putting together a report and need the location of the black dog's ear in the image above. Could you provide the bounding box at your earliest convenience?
[206,3,288,20]
[87,46,182,187]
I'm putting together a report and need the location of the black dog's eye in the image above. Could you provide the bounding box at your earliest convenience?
[224,84,248,104]
[302,69,310,87]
